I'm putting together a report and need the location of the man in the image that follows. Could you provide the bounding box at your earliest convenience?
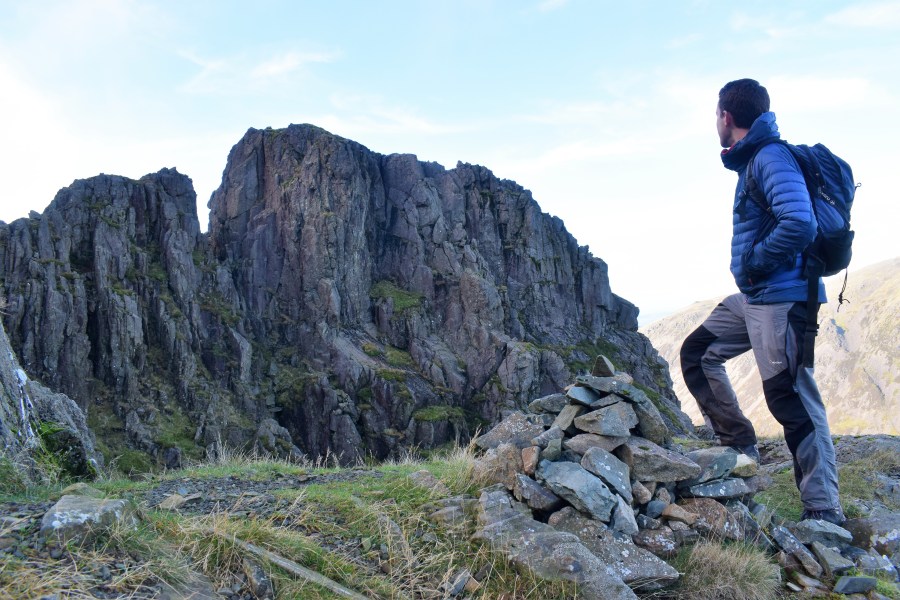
[680,79,844,525]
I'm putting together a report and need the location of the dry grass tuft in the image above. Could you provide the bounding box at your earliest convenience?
[671,540,780,600]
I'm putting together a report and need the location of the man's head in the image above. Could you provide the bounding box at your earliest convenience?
[716,78,769,148]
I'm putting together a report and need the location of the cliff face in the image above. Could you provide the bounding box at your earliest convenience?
[0,124,690,467]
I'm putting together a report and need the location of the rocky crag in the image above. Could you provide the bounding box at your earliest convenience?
[468,356,900,598]
[0,124,690,468]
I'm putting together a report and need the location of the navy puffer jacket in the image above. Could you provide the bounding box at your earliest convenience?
[721,112,826,304]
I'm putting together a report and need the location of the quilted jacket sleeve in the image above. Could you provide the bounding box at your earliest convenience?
[743,144,817,279]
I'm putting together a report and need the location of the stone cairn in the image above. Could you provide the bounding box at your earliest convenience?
[464,356,899,599]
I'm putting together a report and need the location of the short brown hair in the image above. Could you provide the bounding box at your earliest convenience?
[718,79,770,128]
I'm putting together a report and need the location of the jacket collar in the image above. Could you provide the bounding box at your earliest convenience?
[721,111,781,172]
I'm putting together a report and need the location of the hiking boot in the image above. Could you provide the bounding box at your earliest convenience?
[800,508,846,526]
[730,444,760,464]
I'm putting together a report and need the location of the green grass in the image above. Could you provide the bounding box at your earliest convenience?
[370,280,423,313]
[755,447,900,521]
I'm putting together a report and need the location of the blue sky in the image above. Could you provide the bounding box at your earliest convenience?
[1,0,897,323]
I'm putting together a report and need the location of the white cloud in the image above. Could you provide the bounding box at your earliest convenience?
[537,0,569,12]
[179,47,337,95]
[768,75,893,112]
[251,51,337,79]
[825,1,900,28]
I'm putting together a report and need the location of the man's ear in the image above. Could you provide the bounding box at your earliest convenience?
[721,110,735,127]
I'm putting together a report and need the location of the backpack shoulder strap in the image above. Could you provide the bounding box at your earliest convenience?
[741,138,786,215]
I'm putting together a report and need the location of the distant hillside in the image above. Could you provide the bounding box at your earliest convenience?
[642,258,900,436]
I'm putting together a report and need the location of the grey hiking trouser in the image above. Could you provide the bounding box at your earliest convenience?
[680,293,840,512]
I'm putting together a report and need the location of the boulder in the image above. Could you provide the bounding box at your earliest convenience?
[513,474,564,512]
[40,495,138,543]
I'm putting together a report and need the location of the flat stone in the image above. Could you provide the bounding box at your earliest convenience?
[833,575,878,594]
[566,385,604,407]
[158,494,189,511]
[771,524,823,577]
[580,446,632,503]
[552,403,586,434]
[793,518,853,547]
[40,495,138,543]
[616,437,701,482]
[531,426,564,448]
[680,478,752,499]
[684,447,739,484]
[549,507,679,590]
[574,403,638,437]
[528,393,569,415]
[844,514,900,555]
[537,460,618,522]
[591,355,616,377]
[610,495,639,535]
[475,412,546,450]
[790,571,828,591]
[513,474,564,512]
[575,375,624,395]
[428,505,468,526]
[564,433,628,455]
[632,526,679,558]
[810,541,854,577]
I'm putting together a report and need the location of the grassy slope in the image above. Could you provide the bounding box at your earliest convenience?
[1,442,899,599]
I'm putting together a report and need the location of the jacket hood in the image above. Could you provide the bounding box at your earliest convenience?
[721,111,781,172]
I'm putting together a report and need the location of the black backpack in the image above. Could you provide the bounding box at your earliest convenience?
[744,139,860,366]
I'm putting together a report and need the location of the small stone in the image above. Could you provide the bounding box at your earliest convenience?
[731,453,758,477]
[531,426,564,448]
[632,526,679,558]
[790,570,828,591]
[591,355,616,377]
[662,504,697,526]
[674,528,699,545]
[637,514,662,530]
[653,487,671,504]
[158,494,188,511]
[475,412,546,450]
[521,446,540,476]
[408,470,451,496]
[552,404,586,434]
[610,495,639,535]
[632,480,652,505]
[645,500,667,519]
[528,394,569,415]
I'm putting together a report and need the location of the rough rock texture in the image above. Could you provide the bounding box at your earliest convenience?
[0,125,690,466]
[0,319,100,477]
